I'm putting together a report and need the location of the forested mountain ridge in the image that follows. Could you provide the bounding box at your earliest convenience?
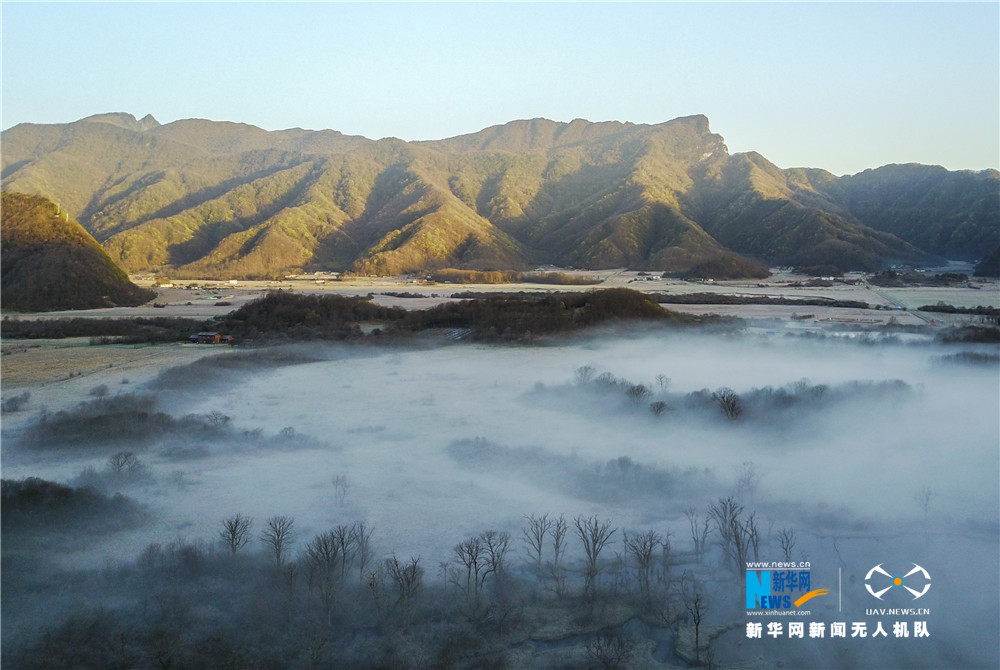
[3,113,996,278]
[0,192,156,311]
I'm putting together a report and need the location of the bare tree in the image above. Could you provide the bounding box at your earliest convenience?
[623,529,661,604]
[330,524,357,579]
[366,565,389,627]
[709,496,759,572]
[219,513,253,555]
[793,377,828,401]
[680,571,708,665]
[746,510,761,565]
[305,530,342,624]
[260,515,295,568]
[385,554,423,627]
[551,514,568,569]
[575,365,596,385]
[914,486,934,523]
[547,514,570,597]
[734,460,761,502]
[522,513,552,572]
[332,475,349,505]
[776,527,797,563]
[351,521,375,581]
[480,530,511,583]
[594,372,621,389]
[450,535,486,608]
[108,451,141,474]
[283,562,298,597]
[656,535,674,590]
[684,506,711,563]
[574,515,616,598]
[655,374,671,393]
[386,554,423,602]
[448,529,511,613]
[585,632,635,669]
[649,400,669,417]
[207,410,230,427]
[625,384,651,407]
[712,387,743,420]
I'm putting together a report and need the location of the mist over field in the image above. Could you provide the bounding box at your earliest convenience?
[2,328,997,668]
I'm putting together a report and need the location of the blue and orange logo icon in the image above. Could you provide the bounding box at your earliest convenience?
[746,570,829,609]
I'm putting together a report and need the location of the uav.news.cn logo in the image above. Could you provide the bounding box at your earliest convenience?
[864,563,931,600]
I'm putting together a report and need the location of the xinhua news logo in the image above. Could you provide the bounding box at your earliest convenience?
[746,565,829,611]
[864,563,931,600]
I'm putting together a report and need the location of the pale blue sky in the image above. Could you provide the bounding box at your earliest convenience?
[2,2,997,175]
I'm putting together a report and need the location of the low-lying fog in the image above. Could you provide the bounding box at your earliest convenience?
[3,327,998,667]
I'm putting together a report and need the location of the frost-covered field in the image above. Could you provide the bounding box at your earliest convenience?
[3,329,998,668]
[5,332,998,557]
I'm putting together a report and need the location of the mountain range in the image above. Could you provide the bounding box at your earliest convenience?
[2,113,997,279]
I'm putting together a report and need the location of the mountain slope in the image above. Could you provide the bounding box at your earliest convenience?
[817,164,1000,260]
[1,192,156,311]
[683,153,932,271]
[2,114,996,278]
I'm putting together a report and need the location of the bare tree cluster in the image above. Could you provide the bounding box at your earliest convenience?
[625,384,651,407]
[684,506,711,563]
[712,387,744,420]
[708,496,759,572]
[776,527,797,563]
[206,410,231,427]
[521,513,553,572]
[576,369,676,420]
[304,521,375,624]
[446,530,511,612]
[107,451,142,474]
[622,529,670,605]
[649,400,669,417]
[305,530,341,624]
[522,512,569,593]
[23,497,758,668]
[367,554,423,629]
[585,632,635,669]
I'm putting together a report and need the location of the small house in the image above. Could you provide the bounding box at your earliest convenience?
[193,331,223,344]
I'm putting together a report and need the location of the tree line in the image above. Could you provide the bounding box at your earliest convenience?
[0,289,711,346]
[5,478,782,669]
[216,288,690,343]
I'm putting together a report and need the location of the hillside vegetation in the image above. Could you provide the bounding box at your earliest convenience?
[216,288,686,343]
[3,113,997,278]
[1,192,156,311]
